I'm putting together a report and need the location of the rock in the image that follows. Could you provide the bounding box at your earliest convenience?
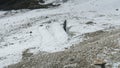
[0,0,37,10]
[116,9,119,11]
[86,21,95,25]
[94,59,106,68]
[0,0,60,10]
[94,59,106,65]
[63,63,78,68]
[30,31,32,34]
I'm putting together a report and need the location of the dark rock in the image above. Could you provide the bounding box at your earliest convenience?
[30,31,32,34]
[39,0,45,3]
[40,24,43,26]
[86,21,95,25]
[63,20,67,32]
[116,9,119,11]
[0,0,60,10]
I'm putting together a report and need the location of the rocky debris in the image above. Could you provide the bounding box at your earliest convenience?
[0,0,61,10]
[7,29,120,68]
[22,49,33,60]
[84,30,105,40]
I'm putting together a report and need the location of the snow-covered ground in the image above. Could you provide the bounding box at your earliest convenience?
[0,0,120,68]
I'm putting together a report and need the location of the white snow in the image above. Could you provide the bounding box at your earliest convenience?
[0,0,120,68]
[113,62,120,68]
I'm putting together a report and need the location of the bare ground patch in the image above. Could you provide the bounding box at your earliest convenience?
[7,29,120,68]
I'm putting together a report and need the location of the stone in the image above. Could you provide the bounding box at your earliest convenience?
[63,63,78,68]
[86,21,95,25]
[94,59,106,65]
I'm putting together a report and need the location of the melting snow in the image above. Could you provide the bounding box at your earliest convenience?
[0,0,120,67]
